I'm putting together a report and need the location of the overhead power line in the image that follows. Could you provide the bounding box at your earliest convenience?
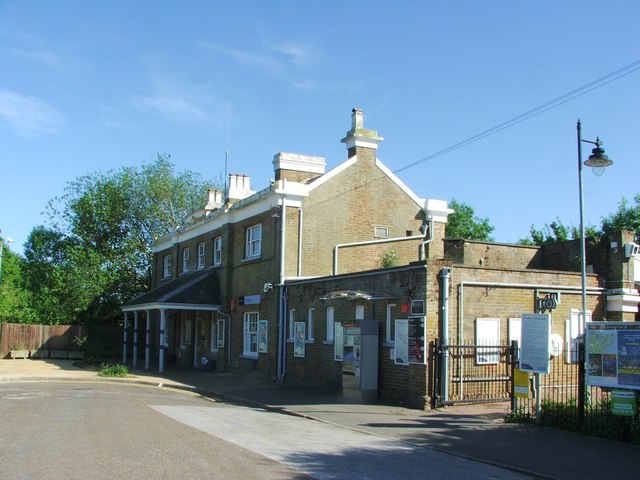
[394,58,640,174]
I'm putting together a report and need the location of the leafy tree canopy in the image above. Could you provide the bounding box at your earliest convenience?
[520,218,577,246]
[520,194,640,246]
[446,199,495,241]
[601,194,640,240]
[22,154,219,324]
[0,240,36,323]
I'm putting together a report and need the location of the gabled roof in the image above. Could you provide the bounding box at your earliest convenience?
[122,268,221,312]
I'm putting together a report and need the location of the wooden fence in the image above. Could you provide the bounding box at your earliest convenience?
[0,323,87,359]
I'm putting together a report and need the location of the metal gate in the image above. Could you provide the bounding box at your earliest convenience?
[433,339,516,407]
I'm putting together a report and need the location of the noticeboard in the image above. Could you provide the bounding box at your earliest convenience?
[519,313,551,374]
[394,317,426,365]
[586,322,640,391]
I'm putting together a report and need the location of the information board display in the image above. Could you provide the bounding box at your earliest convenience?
[586,322,640,390]
[519,313,551,374]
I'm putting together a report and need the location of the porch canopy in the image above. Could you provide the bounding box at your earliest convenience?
[121,268,222,372]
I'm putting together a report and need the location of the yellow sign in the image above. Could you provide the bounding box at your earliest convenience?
[514,368,530,398]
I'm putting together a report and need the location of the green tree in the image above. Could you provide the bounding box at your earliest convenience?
[602,194,640,240]
[522,218,574,246]
[0,240,36,323]
[24,154,219,324]
[446,199,495,241]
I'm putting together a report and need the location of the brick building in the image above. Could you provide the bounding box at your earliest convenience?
[122,109,640,409]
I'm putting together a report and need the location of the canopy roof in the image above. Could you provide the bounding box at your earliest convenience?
[122,268,221,312]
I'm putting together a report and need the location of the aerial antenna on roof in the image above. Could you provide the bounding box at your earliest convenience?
[224,148,229,202]
[224,119,230,203]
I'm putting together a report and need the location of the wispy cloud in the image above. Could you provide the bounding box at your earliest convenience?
[0,46,64,69]
[0,90,63,136]
[199,38,319,90]
[0,29,66,69]
[201,43,283,73]
[133,74,228,125]
[264,39,315,68]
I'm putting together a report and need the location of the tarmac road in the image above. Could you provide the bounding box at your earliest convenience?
[3,359,640,480]
[0,381,533,480]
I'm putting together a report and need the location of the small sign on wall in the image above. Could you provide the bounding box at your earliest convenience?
[410,300,425,315]
[239,294,261,305]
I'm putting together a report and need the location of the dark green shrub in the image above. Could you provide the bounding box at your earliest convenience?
[98,363,128,377]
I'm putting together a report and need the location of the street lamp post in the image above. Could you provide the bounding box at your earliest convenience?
[577,120,613,333]
[576,120,613,429]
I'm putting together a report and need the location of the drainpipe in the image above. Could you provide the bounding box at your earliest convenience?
[277,198,287,383]
[297,208,303,277]
[420,216,434,261]
[440,267,451,404]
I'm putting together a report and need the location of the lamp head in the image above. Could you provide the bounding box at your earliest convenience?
[584,138,613,176]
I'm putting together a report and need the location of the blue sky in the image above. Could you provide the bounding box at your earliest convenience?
[1,1,639,254]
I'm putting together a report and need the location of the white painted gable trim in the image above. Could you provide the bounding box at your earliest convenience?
[375,158,425,208]
[306,156,358,191]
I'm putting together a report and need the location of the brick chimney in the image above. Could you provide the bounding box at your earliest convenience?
[273,152,326,183]
[227,174,254,203]
[341,108,383,158]
[205,189,224,211]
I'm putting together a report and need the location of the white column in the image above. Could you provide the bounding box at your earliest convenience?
[159,309,167,373]
[193,316,200,368]
[145,310,151,370]
[122,312,128,364]
[132,311,139,368]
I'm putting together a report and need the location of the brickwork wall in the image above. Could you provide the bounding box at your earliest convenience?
[299,152,430,276]
[284,266,430,408]
[444,265,603,349]
[445,239,541,269]
[275,169,323,184]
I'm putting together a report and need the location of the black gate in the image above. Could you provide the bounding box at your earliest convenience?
[433,339,516,407]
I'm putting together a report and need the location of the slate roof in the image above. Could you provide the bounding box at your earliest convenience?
[122,268,221,311]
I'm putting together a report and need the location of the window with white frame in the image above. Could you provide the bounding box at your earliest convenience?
[163,254,172,279]
[197,242,206,269]
[307,308,315,341]
[475,317,500,364]
[565,309,591,364]
[182,247,190,273]
[210,318,225,351]
[288,309,296,340]
[243,312,259,356]
[245,224,262,259]
[213,236,222,266]
[180,319,192,348]
[326,307,335,342]
[508,318,521,347]
[385,304,396,343]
